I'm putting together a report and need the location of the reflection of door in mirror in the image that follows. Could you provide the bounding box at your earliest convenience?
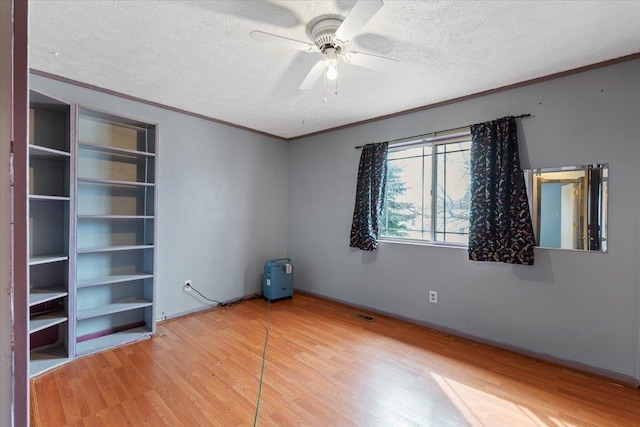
[537,177,584,249]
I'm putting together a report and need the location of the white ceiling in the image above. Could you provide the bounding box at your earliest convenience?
[29,1,640,139]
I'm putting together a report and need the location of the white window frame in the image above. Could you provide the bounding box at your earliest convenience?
[380,127,472,247]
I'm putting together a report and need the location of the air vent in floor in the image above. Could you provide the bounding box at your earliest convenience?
[353,313,375,322]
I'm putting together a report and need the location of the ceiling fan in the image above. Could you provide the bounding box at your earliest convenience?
[249,0,399,91]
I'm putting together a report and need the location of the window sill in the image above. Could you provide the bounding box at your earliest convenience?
[379,238,607,254]
[379,237,468,250]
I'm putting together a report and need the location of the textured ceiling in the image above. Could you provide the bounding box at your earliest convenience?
[30,1,640,139]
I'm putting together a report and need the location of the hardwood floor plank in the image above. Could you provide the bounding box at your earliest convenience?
[31,294,640,426]
[31,369,68,426]
[95,401,140,425]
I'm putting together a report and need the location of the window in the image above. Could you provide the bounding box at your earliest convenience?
[381,129,472,245]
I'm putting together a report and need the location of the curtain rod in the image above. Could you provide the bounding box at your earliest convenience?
[354,114,531,149]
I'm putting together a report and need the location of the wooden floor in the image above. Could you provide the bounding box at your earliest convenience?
[31,293,640,426]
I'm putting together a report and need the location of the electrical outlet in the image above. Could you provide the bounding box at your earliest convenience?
[429,291,438,304]
[183,280,192,292]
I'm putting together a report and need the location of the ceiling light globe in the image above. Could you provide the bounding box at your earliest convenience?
[327,63,338,80]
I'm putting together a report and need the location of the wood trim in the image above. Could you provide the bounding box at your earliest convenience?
[13,0,30,425]
[295,289,640,389]
[28,69,287,141]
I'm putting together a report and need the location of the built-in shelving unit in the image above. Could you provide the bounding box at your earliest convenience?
[74,108,157,356]
[26,94,157,375]
[28,91,74,376]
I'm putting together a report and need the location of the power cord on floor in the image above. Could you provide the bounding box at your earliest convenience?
[253,297,271,427]
[187,284,262,308]
[188,285,225,306]
[185,282,272,425]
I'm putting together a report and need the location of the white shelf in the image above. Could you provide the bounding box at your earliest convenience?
[77,299,153,320]
[77,274,154,288]
[78,215,154,220]
[30,345,69,377]
[29,144,70,158]
[78,141,155,157]
[75,326,152,356]
[29,194,70,201]
[77,244,154,254]
[29,254,68,265]
[29,287,68,306]
[78,177,155,187]
[29,311,67,334]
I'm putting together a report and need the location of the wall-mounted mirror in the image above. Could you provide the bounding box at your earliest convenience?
[523,164,608,252]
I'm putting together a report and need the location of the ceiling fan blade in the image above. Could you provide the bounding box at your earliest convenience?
[341,51,399,73]
[249,30,316,52]
[299,61,326,90]
[334,0,383,43]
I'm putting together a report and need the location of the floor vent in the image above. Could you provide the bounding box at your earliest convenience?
[353,313,375,322]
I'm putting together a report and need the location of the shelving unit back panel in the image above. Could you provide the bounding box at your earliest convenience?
[78,149,154,183]
[30,261,68,290]
[30,345,69,373]
[29,201,69,257]
[29,108,69,152]
[77,183,154,216]
[76,279,151,311]
[77,218,153,251]
[30,321,67,351]
[76,307,152,342]
[29,157,70,197]
[79,113,154,153]
[77,250,153,283]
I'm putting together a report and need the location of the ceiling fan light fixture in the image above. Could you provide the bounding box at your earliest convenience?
[326,62,338,80]
[324,47,339,81]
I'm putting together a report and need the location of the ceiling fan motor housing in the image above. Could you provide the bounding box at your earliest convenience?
[309,17,343,53]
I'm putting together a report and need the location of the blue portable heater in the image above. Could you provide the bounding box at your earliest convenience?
[263,258,293,301]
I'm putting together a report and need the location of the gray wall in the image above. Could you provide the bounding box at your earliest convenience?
[288,59,640,380]
[31,74,289,319]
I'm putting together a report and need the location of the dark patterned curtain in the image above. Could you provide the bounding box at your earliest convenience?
[350,142,388,251]
[468,117,535,265]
